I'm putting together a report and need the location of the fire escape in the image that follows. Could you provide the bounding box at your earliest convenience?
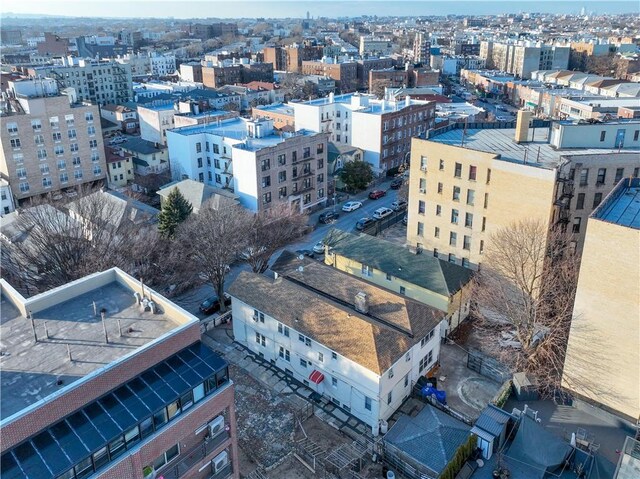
[554,164,576,229]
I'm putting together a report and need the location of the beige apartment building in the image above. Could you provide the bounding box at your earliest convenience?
[406,113,640,268]
[562,178,640,422]
[0,84,106,203]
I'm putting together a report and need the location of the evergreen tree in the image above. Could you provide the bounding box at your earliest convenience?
[158,188,193,238]
[340,160,374,193]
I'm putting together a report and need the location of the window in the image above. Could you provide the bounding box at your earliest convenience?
[436,204,441,216]
[262,175,271,188]
[599,131,606,142]
[261,158,270,171]
[124,425,140,448]
[70,143,79,152]
[253,309,265,322]
[318,352,324,362]
[263,192,271,204]
[420,156,427,171]
[593,192,602,208]
[332,377,338,387]
[85,112,94,122]
[419,350,433,372]
[197,158,203,168]
[579,168,589,187]
[277,322,289,337]
[454,162,462,178]
[40,163,50,175]
[34,134,44,145]
[486,168,492,184]
[300,358,308,368]
[482,216,486,232]
[469,165,477,181]
[16,167,27,179]
[89,139,98,148]
[572,217,581,234]
[386,272,392,281]
[449,253,456,263]
[463,235,471,250]
[462,258,470,268]
[331,351,337,360]
[317,158,323,169]
[575,193,585,210]
[279,347,291,362]
[6,122,18,134]
[52,132,62,141]
[31,119,42,131]
[417,221,424,236]
[388,368,394,379]
[50,117,59,129]
[255,332,266,347]
[449,231,457,246]
[399,286,406,295]
[91,151,100,162]
[418,200,426,214]
[153,444,180,471]
[634,168,639,178]
[364,396,372,411]
[279,186,287,199]
[87,126,96,136]
[483,192,489,209]
[74,170,83,180]
[452,186,460,201]
[451,209,458,224]
[439,159,444,171]
[19,182,29,193]
[42,177,52,188]
[361,264,373,277]
[465,212,473,228]
[54,145,64,156]
[65,115,74,127]
[596,168,606,185]
[10,138,21,149]
[634,130,640,141]
[67,128,76,139]
[303,147,310,158]
[93,165,102,176]
[387,391,393,405]
[196,142,202,153]
[433,248,438,257]
[278,153,286,166]
[615,168,624,184]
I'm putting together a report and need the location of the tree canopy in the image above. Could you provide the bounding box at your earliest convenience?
[158,187,193,238]
[339,160,374,192]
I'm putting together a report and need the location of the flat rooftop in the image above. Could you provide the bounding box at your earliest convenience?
[593,178,640,229]
[429,125,639,168]
[254,103,295,116]
[0,281,181,420]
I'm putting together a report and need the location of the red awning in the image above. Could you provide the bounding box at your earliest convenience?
[309,370,325,384]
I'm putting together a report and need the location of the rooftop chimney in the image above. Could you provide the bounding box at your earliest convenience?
[515,110,532,144]
[354,292,369,314]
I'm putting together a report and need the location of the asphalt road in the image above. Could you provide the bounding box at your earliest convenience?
[173,179,402,316]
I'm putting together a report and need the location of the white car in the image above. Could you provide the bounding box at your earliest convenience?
[372,207,393,220]
[312,241,326,254]
[342,201,362,212]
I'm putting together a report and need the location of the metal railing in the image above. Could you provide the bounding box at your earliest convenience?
[159,431,231,479]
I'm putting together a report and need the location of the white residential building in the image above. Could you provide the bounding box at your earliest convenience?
[228,252,445,431]
[291,92,436,172]
[137,103,176,145]
[149,52,177,77]
[167,117,329,213]
[0,179,15,215]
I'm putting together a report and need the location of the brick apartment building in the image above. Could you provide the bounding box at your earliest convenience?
[369,64,440,93]
[191,22,238,40]
[0,79,107,204]
[356,57,395,90]
[301,60,358,93]
[202,63,273,89]
[263,45,324,73]
[0,267,238,479]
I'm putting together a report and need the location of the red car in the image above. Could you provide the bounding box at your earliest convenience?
[369,190,386,199]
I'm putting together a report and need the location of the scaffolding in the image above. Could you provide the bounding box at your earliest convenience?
[295,437,326,473]
[323,433,374,478]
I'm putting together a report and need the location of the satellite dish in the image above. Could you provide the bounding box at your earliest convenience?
[297,266,304,272]
[298,254,304,260]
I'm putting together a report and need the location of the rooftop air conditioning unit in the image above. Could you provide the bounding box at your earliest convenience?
[208,415,225,439]
[211,450,228,473]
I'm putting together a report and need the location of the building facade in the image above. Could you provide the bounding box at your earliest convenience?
[562,178,640,422]
[0,88,107,203]
[0,179,15,215]
[167,117,329,213]
[229,252,445,432]
[480,41,570,79]
[301,60,358,93]
[0,268,238,479]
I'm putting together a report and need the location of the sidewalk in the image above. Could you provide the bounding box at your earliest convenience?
[202,323,372,439]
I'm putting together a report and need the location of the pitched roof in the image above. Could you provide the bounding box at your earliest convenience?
[384,404,471,474]
[471,404,512,438]
[120,136,166,156]
[327,230,474,297]
[157,179,238,213]
[229,251,444,374]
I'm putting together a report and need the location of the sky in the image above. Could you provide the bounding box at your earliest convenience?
[1,0,638,19]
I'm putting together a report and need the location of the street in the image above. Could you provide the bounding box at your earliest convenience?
[172,177,402,316]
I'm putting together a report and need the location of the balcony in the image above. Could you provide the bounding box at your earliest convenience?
[158,431,231,479]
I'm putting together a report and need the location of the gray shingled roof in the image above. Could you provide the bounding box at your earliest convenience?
[327,230,474,297]
[384,404,471,475]
[472,404,512,438]
[157,179,238,213]
[229,251,445,374]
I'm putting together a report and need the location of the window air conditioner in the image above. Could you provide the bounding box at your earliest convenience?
[420,166,427,172]
[208,415,224,438]
[211,450,229,473]
[419,188,426,194]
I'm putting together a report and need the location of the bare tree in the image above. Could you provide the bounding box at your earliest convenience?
[176,201,251,312]
[472,219,579,396]
[370,79,392,99]
[1,188,163,294]
[242,204,309,274]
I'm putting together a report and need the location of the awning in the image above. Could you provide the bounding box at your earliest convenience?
[309,370,325,384]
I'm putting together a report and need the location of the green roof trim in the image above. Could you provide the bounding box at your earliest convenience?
[327,229,475,296]
[132,157,149,167]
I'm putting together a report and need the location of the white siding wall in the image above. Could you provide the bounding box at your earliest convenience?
[350,111,382,170]
[230,148,259,212]
[167,130,203,181]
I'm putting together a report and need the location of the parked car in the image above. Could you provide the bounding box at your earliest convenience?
[312,241,326,254]
[296,249,315,259]
[356,217,375,231]
[391,199,408,211]
[109,136,126,145]
[199,293,232,315]
[341,201,362,212]
[372,207,393,220]
[402,215,408,225]
[318,211,339,224]
[390,178,404,189]
[368,190,386,200]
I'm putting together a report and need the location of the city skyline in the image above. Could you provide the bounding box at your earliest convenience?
[2,0,638,19]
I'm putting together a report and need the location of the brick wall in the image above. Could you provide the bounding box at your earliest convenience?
[97,383,238,479]
[1,324,201,451]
